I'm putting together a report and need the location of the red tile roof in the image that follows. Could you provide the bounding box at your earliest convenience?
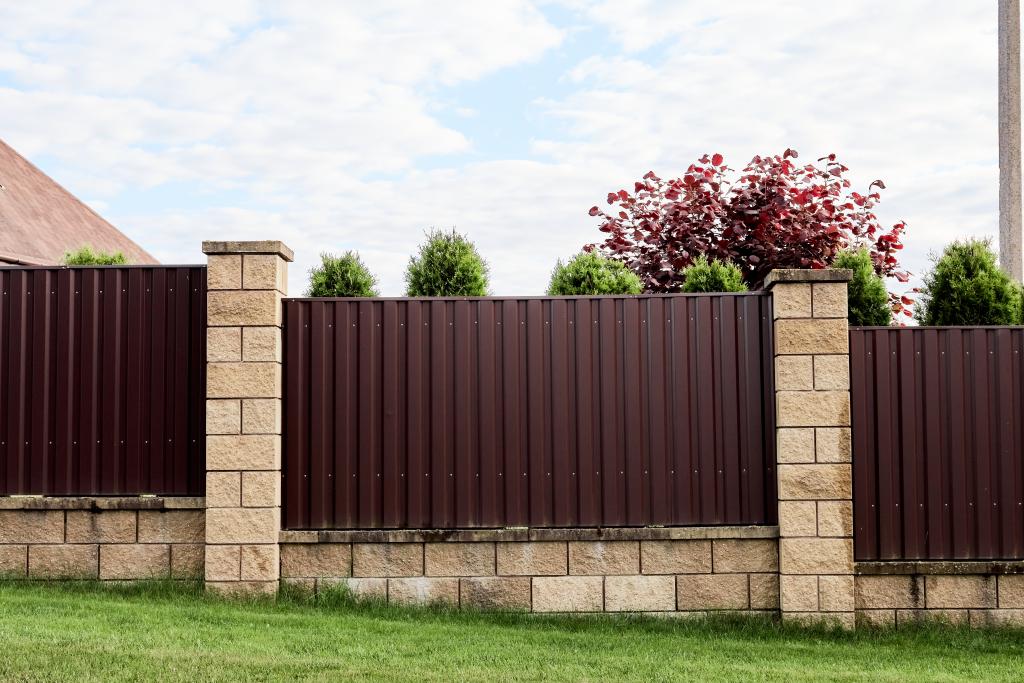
[0,139,156,265]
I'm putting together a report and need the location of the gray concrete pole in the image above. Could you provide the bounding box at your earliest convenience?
[1000,0,1023,281]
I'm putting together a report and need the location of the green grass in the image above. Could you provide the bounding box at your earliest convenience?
[1,581,1023,682]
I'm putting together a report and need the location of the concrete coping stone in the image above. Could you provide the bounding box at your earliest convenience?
[764,269,852,288]
[0,496,205,511]
[856,560,1024,576]
[280,525,779,544]
[202,240,294,262]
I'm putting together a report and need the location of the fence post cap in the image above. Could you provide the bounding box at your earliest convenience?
[202,240,294,262]
[764,268,852,288]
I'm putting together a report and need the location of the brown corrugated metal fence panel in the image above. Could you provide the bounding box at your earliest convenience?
[0,266,206,496]
[283,294,776,530]
[852,326,1024,561]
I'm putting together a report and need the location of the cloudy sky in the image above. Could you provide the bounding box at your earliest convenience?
[0,1,998,296]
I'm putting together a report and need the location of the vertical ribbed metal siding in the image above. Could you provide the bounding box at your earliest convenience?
[852,327,1024,561]
[0,266,206,496]
[283,294,776,530]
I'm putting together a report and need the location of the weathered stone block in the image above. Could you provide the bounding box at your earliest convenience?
[749,574,780,610]
[207,255,242,290]
[532,576,603,612]
[0,545,27,577]
[777,428,815,464]
[171,544,204,579]
[29,544,98,579]
[812,283,848,318]
[776,356,813,391]
[240,544,279,581]
[855,575,923,609]
[242,327,282,362]
[896,608,968,626]
[460,577,532,610]
[207,399,241,435]
[969,609,1024,627]
[207,290,280,327]
[999,575,1024,608]
[206,471,241,508]
[815,427,851,463]
[425,543,494,576]
[677,573,748,610]
[605,575,675,612]
[497,542,566,576]
[818,575,854,612]
[100,544,170,580]
[243,254,287,292]
[205,544,240,581]
[780,574,818,612]
[568,541,639,575]
[206,434,281,471]
[925,575,996,609]
[281,543,352,578]
[353,543,423,577]
[242,398,281,434]
[138,510,204,543]
[205,508,278,544]
[321,577,387,600]
[813,355,849,390]
[65,511,137,543]
[206,580,277,597]
[777,464,852,500]
[207,362,281,399]
[712,539,778,573]
[775,318,848,355]
[777,391,850,427]
[641,540,711,574]
[241,471,280,507]
[779,538,853,574]
[785,611,855,629]
[816,501,852,537]
[856,609,896,628]
[778,501,817,537]
[0,510,64,543]
[207,327,241,362]
[388,577,458,605]
[773,283,812,319]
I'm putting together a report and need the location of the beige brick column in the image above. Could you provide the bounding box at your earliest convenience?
[203,240,292,595]
[766,268,855,628]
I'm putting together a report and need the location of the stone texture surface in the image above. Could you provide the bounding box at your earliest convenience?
[207,255,242,290]
[240,544,279,581]
[815,428,851,463]
[677,574,749,610]
[641,540,712,574]
[999,575,1024,608]
[532,576,604,612]
[460,577,532,610]
[773,284,812,318]
[776,391,851,427]
[856,609,896,628]
[568,541,639,575]
[0,545,27,576]
[65,511,136,543]
[813,355,849,390]
[818,575,855,612]
[207,580,277,597]
[171,544,204,579]
[321,577,387,600]
[775,318,849,355]
[777,464,852,500]
[242,398,281,434]
[206,472,241,508]
[776,356,813,391]
[812,283,848,318]
[207,363,281,399]
[712,539,778,573]
[207,290,280,327]
[29,544,98,579]
[925,575,996,609]
[777,428,815,464]
[780,574,818,612]
[749,574,781,610]
[281,543,352,578]
[242,327,282,363]
[100,544,170,580]
[497,542,567,576]
[206,434,280,471]
[897,608,968,626]
[855,575,924,610]
[138,510,204,543]
[388,577,458,605]
[0,510,64,543]
[605,575,675,612]
[207,327,241,362]
[206,400,241,435]
[241,471,280,507]
[778,501,817,537]
[242,254,287,292]
[353,543,423,577]
[816,501,853,537]
[780,538,853,575]
[205,545,241,581]
[205,508,278,544]
[425,543,495,576]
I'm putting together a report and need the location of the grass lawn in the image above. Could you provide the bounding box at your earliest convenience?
[1,582,1022,682]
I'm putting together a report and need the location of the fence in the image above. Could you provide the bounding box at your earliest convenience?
[851,326,1024,561]
[282,293,776,530]
[0,266,206,496]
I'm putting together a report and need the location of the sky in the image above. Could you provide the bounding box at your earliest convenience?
[0,1,999,296]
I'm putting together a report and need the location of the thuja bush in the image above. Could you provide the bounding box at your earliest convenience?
[915,238,1023,326]
[306,251,379,297]
[832,248,892,325]
[405,228,489,297]
[680,256,746,293]
[547,251,642,295]
[587,150,910,315]
[62,246,127,265]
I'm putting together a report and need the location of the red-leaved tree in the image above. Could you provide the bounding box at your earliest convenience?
[587,150,911,316]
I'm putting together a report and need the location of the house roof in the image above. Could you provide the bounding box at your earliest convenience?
[0,139,156,265]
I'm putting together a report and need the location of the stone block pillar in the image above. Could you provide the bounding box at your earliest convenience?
[203,240,292,595]
[766,268,855,628]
